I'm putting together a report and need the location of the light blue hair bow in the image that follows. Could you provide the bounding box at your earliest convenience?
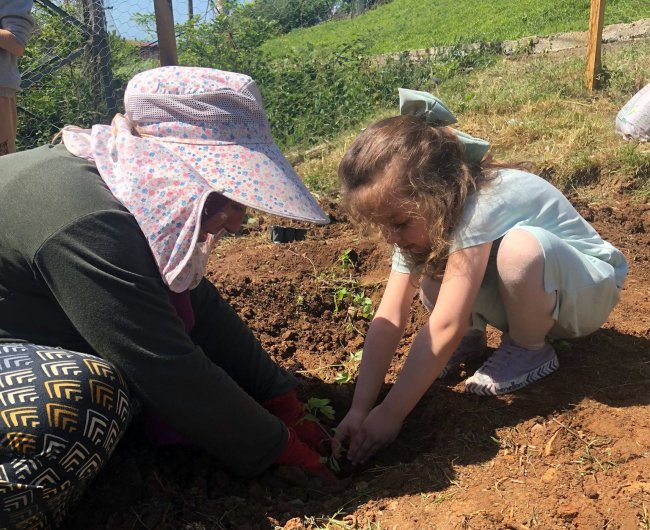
[398,88,490,165]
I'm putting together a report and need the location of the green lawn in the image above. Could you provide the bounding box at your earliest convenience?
[293,40,650,197]
[262,0,647,57]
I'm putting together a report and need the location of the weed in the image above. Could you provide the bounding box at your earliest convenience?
[338,248,357,271]
[420,491,456,505]
[297,350,363,385]
[295,293,305,311]
[334,350,363,385]
[303,509,355,530]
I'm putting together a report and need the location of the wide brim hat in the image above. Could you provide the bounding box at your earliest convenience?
[125,66,329,224]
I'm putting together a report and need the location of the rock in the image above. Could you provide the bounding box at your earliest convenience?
[557,502,580,521]
[282,330,297,341]
[541,468,557,483]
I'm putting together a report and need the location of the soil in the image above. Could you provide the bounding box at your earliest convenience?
[68,191,650,530]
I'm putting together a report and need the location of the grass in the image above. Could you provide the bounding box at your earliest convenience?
[294,39,650,198]
[262,0,645,58]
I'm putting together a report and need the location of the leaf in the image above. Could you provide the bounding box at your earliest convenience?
[335,371,352,384]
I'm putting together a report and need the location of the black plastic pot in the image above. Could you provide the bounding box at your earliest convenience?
[269,225,308,243]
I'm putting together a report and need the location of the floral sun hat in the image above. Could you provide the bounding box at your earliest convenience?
[62,66,329,292]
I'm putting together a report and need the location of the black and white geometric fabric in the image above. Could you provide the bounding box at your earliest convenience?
[0,343,131,530]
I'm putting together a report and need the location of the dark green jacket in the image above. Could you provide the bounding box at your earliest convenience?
[0,145,289,476]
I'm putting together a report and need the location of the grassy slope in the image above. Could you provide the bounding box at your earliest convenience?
[262,0,646,57]
[294,40,650,199]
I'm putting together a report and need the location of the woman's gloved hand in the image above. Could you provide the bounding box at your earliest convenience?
[275,428,336,481]
[263,389,329,455]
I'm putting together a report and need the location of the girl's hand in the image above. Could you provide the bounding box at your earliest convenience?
[332,408,368,459]
[347,403,404,465]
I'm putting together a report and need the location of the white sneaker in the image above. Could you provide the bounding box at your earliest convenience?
[437,332,487,379]
[465,334,559,396]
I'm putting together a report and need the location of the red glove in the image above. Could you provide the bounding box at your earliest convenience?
[263,389,329,455]
[275,428,336,481]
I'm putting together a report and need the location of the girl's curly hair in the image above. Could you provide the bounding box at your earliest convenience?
[338,114,516,278]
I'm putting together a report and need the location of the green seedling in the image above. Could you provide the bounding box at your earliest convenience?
[320,454,342,474]
[333,287,374,320]
[304,397,335,422]
[295,293,305,311]
[334,371,352,384]
[334,350,363,385]
[338,248,356,271]
[333,286,349,314]
[349,291,374,320]
[303,398,343,474]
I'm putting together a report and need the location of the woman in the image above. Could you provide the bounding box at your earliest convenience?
[0,66,333,529]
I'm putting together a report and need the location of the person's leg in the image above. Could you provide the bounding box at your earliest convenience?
[0,95,17,156]
[496,229,556,347]
[189,278,296,403]
[420,275,487,378]
[0,343,132,529]
[466,229,559,395]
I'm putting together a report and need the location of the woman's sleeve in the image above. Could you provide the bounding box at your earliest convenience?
[34,211,286,477]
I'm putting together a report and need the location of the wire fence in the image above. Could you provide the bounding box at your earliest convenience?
[19,1,110,149]
[16,0,371,149]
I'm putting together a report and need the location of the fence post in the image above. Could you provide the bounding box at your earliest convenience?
[585,0,606,91]
[81,0,117,122]
[153,0,178,66]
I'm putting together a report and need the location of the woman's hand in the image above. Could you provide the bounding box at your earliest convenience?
[345,403,404,465]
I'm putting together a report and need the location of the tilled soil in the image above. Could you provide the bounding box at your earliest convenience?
[69,192,650,530]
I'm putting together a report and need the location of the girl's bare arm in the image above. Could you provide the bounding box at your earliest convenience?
[382,241,493,419]
[350,270,418,414]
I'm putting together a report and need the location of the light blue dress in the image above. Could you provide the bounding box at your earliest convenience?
[392,169,628,338]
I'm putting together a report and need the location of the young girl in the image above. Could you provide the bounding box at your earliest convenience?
[333,88,628,465]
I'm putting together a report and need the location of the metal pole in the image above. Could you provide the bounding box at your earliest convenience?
[153,0,178,66]
[188,0,193,18]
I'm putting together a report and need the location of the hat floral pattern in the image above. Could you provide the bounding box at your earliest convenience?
[61,67,329,292]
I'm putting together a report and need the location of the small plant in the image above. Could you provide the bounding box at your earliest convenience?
[338,248,356,271]
[333,286,374,320]
[302,398,343,474]
[304,397,335,423]
[333,286,350,314]
[295,293,305,311]
[334,350,363,385]
[349,291,374,320]
[320,454,341,474]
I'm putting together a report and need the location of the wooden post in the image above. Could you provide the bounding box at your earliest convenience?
[153,0,178,66]
[188,0,193,19]
[81,0,117,121]
[585,0,606,91]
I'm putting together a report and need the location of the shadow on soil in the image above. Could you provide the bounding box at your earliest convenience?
[68,328,649,529]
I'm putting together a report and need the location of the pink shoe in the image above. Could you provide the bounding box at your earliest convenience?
[465,334,559,395]
[438,332,487,379]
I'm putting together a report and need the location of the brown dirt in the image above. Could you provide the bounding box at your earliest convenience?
[69,192,650,530]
